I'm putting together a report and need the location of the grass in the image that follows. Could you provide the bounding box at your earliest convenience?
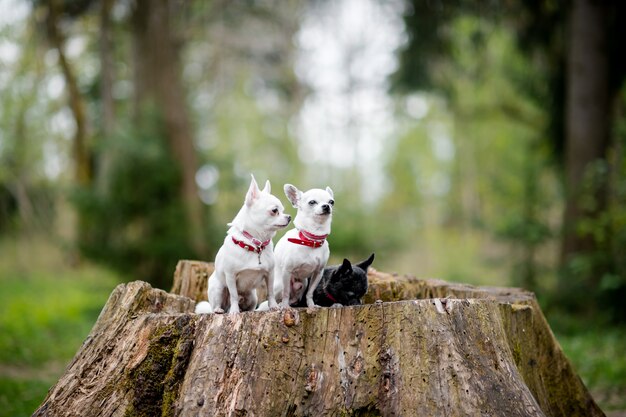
[0,378,53,417]
[0,235,123,417]
[556,327,626,413]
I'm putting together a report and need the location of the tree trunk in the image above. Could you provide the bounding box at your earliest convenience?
[561,0,610,268]
[43,0,93,259]
[34,261,603,417]
[131,0,207,256]
[96,0,116,195]
[44,0,92,188]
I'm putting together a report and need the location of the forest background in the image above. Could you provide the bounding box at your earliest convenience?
[0,0,625,415]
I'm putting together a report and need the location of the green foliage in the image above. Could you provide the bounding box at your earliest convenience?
[396,0,626,329]
[558,90,626,323]
[74,111,200,288]
[389,16,560,290]
[0,14,65,233]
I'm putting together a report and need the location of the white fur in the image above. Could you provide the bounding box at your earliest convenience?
[273,184,334,309]
[195,175,291,314]
[195,301,211,314]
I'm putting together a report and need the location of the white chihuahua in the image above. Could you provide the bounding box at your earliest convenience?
[195,175,291,314]
[273,184,334,309]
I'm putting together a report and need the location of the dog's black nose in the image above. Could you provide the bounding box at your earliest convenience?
[287,215,292,222]
[322,204,330,213]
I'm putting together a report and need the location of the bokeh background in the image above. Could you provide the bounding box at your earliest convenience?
[1,0,625,415]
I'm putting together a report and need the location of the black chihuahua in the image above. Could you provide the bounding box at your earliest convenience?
[297,253,375,307]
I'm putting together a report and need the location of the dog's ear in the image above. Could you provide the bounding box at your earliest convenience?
[262,180,271,194]
[325,186,334,199]
[336,258,352,276]
[331,260,351,281]
[356,253,375,271]
[246,174,261,206]
[284,184,301,208]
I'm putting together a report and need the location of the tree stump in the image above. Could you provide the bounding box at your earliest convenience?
[34,260,604,417]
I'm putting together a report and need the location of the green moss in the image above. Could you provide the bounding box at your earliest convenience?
[511,341,522,365]
[124,315,195,417]
[336,404,382,416]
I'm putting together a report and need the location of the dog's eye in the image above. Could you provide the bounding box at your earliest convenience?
[271,208,279,215]
[308,200,317,206]
[328,200,335,206]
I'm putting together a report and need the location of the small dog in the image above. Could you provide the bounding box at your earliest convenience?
[295,254,374,307]
[195,175,291,314]
[273,184,334,309]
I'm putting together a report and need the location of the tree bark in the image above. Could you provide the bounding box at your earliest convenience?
[35,261,603,417]
[131,0,207,256]
[561,0,610,266]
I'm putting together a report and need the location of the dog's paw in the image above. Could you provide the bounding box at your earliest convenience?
[228,306,240,314]
[195,301,212,314]
[268,301,280,311]
[213,307,225,314]
[306,304,321,314]
[306,303,321,313]
[331,303,343,308]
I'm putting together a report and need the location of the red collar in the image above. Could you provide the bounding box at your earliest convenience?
[287,229,328,248]
[232,231,271,253]
[324,289,337,303]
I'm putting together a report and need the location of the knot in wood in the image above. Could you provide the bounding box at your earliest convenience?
[282,309,299,327]
[383,374,391,392]
[305,365,320,393]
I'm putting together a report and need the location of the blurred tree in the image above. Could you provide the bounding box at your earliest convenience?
[35,0,96,252]
[96,0,114,194]
[1,42,43,231]
[514,0,626,319]
[555,0,610,309]
[71,0,308,283]
[77,114,195,287]
[40,0,92,188]
[395,0,626,319]
[187,0,305,222]
[394,8,556,292]
[0,9,60,233]
[18,0,213,282]
[130,0,207,256]
[601,91,626,322]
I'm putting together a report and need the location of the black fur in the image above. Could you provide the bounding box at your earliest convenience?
[296,253,375,307]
